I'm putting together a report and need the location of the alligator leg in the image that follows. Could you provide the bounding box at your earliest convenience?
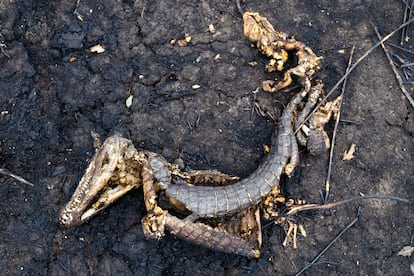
[164,212,260,258]
[141,160,262,258]
[294,81,341,155]
[295,81,324,147]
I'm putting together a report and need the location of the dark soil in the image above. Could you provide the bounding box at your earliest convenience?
[1,0,413,275]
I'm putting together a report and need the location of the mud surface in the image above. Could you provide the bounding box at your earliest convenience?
[0,0,413,275]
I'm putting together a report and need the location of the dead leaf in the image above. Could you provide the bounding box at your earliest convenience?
[89,44,105,53]
[208,24,216,34]
[342,143,356,161]
[398,246,414,257]
[177,34,191,47]
[184,34,191,43]
[248,61,257,67]
[298,224,307,237]
[125,95,133,108]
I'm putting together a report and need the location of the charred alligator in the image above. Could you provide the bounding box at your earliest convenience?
[60,12,331,258]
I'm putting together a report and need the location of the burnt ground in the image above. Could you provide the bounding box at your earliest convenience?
[0,0,413,275]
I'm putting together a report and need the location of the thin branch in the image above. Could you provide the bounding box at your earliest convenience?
[235,0,245,17]
[401,0,411,44]
[0,168,34,186]
[73,0,83,21]
[140,1,146,19]
[401,1,408,43]
[323,46,355,204]
[287,194,409,217]
[295,208,361,276]
[388,42,414,56]
[374,26,414,108]
[264,194,409,230]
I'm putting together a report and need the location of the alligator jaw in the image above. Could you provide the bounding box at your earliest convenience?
[59,134,142,227]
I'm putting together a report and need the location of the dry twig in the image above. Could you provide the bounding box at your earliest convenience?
[140,1,146,18]
[0,168,33,186]
[286,194,408,217]
[235,0,244,17]
[323,46,355,204]
[401,0,414,44]
[73,0,83,21]
[294,208,361,276]
[374,26,414,108]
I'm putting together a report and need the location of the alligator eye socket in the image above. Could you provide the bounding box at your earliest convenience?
[101,153,110,165]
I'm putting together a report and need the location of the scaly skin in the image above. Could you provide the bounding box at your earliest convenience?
[164,213,260,258]
[165,88,308,218]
